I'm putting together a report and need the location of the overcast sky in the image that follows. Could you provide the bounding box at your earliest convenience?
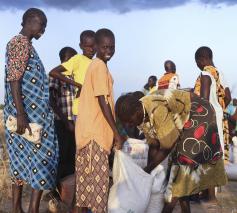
[1,0,237,103]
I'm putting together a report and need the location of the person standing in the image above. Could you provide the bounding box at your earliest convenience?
[74,28,124,213]
[49,46,77,208]
[4,8,58,213]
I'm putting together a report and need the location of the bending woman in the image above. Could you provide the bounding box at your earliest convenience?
[116,89,227,213]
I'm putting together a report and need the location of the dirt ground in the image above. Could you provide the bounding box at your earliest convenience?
[0,181,237,213]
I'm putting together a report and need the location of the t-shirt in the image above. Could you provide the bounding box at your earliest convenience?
[158,73,180,90]
[62,54,92,115]
[75,58,115,153]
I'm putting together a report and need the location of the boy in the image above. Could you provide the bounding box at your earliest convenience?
[49,46,77,208]
[74,28,123,213]
[49,30,96,118]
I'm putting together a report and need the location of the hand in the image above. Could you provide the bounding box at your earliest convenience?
[16,113,32,135]
[66,120,75,132]
[113,133,126,150]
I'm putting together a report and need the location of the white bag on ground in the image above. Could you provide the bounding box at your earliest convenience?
[146,158,168,213]
[108,150,153,213]
[122,138,149,168]
[225,163,237,180]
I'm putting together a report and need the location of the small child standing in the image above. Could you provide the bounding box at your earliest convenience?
[49,46,77,208]
[74,28,123,213]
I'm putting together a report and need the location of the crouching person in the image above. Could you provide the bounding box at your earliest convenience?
[116,89,227,213]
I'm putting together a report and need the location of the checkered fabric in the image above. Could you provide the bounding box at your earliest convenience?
[49,77,74,120]
[4,45,59,190]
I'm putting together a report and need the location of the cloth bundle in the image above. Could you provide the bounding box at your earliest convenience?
[6,115,42,143]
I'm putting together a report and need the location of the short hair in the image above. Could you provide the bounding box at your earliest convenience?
[95,28,115,44]
[80,30,95,43]
[149,75,157,83]
[59,47,77,62]
[195,46,213,60]
[115,92,144,123]
[164,60,176,72]
[22,8,47,26]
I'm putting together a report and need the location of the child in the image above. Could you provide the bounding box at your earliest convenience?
[74,28,123,213]
[194,46,229,204]
[49,30,96,119]
[49,46,77,208]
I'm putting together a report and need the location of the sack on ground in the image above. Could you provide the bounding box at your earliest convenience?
[146,158,168,213]
[108,150,153,213]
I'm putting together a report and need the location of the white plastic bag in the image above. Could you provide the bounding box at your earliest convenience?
[122,138,149,168]
[146,158,168,213]
[108,150,153,213]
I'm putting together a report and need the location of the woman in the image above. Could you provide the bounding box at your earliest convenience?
[116,89,227,213]
[4,8,58,213]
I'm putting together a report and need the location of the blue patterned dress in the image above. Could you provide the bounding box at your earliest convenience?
[4,35,58,190]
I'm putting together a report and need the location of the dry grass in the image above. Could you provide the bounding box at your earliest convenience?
[0,111,12,211]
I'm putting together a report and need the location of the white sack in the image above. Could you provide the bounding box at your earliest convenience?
[108,150,153,213]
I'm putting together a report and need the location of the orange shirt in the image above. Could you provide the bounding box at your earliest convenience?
[158,73,179,90]
[75,58,114,153]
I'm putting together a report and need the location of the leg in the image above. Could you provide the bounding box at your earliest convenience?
[12,184,24,213]
[72,206,88,213]
[179,196,191,213]
[27,188,43,213]
[162,197,179,213]
[208,187,217,202]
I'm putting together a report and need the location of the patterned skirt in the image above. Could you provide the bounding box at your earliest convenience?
[165,95,227,202]
[165,158,227,202]
[75,140,109,213]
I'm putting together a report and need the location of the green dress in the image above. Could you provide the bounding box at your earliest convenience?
[139,89,227,202]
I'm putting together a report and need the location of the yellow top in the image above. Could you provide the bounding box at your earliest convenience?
[62,54,92,115]
[75,58,115,153]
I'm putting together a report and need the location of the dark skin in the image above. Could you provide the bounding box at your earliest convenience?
[164,60,176,74]
[123,102,190,213]
[10,13,47,213]
[148,77,156,89]
[73,36,124,213]
[96,35,124,149]
[49,36,96,98]
[195,56,218,203]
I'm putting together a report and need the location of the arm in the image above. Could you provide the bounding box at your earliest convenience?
[10,81,32,135]
[144,139,172,174]
[49,65,82,89]
[200,74,212,100]
[98,95,124,149]
[224,87,232,107]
